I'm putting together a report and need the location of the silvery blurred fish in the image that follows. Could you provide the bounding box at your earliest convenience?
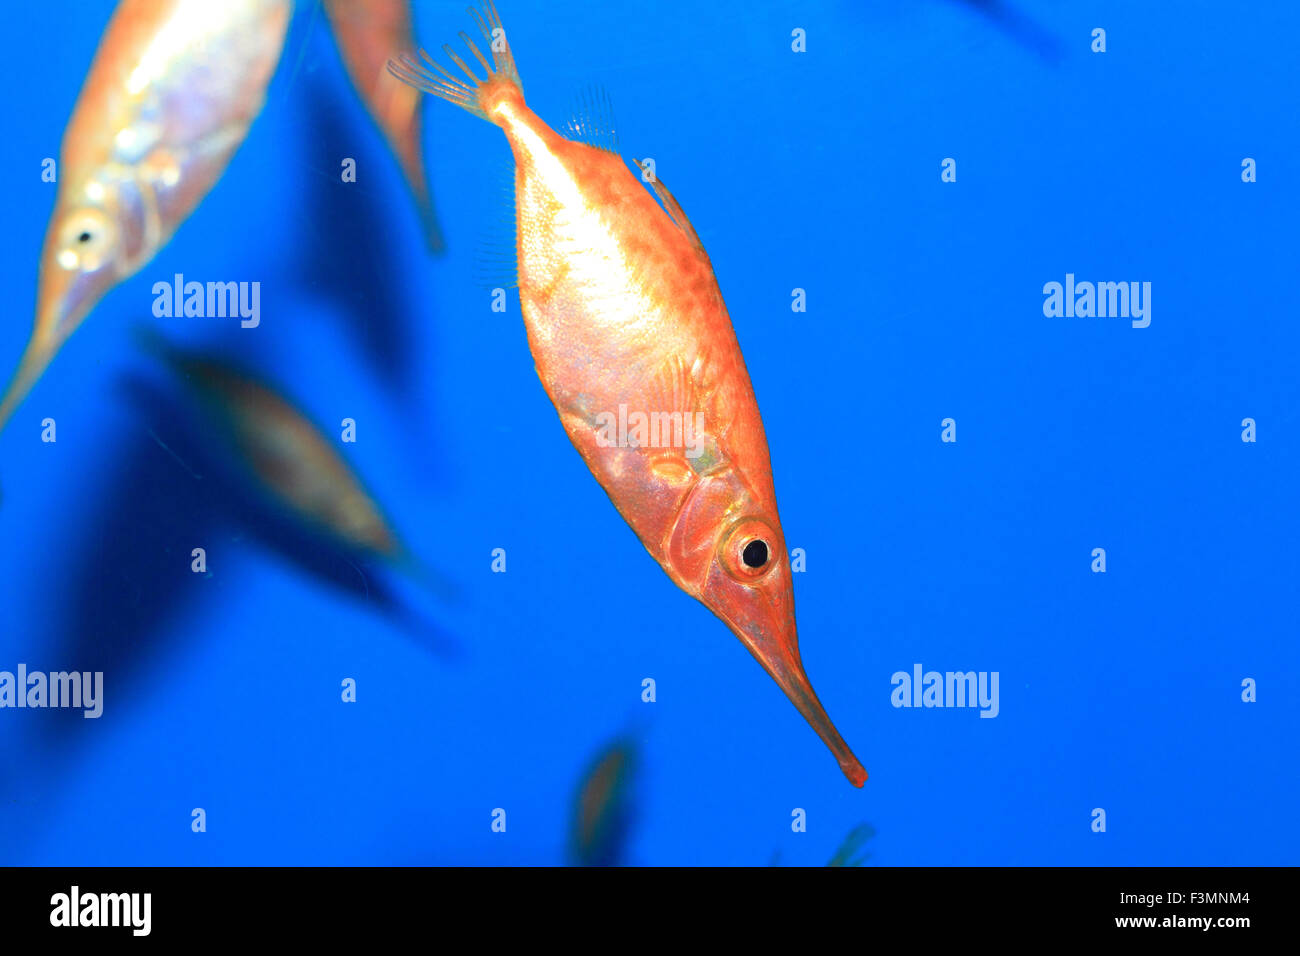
[0,0,291,432]
[322,0,443,249]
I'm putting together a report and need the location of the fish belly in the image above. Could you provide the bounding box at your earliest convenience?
[522,279,697,548]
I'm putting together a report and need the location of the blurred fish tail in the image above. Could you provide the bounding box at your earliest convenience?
[393,547,461,605]
[413,185,446,253]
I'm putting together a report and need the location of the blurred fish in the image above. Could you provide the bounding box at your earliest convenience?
[322,0,443,249]
[138,328,417,573]
[570,736,637,867]
[0,0,291,432]
[944,0,1063,62]
[390,3,868,786]
[768,823,876,867]
[826,823,875,867]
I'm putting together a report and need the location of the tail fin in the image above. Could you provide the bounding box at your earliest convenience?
[387,1,522,122]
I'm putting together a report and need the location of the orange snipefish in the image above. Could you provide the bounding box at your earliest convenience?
[322,0,442,249]
[0,0,291,433]
[390,3,867,786]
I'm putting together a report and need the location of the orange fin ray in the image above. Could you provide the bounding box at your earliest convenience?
[565,83,619,154]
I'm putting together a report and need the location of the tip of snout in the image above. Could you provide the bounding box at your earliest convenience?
[761,648,869,789]
[843,760,868,788]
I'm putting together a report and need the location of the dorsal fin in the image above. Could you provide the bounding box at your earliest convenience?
[632,158,706,256]
[565,83,619,153]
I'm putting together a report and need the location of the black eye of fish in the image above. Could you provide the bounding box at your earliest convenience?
[742,539,769,569]
[77,231,92,243]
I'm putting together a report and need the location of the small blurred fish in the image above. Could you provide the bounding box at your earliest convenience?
[769,822,876,867]
[137,328,448,596]
[826,823,875,867]
[570,736,638,867]
[0,0,291,433]
[322,0,443,249]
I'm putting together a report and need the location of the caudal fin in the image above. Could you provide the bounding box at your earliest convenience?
[387,1,522,123]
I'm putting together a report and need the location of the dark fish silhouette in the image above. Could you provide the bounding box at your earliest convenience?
[945,0,1063,62]
[151,342,400,559]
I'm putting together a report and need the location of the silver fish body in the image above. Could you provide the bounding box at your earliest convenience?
[0,0,291,430]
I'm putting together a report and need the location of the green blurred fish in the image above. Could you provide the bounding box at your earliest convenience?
[826,823,876,867]
[137,328,454,601]
[570,736,638,867]
[769,823,876,867]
